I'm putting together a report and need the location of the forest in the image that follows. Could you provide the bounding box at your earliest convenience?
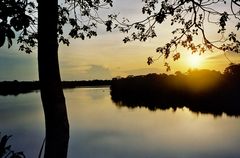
[111,64,240,117]
[0,80,111,96]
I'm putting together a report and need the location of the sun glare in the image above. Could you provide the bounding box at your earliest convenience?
[187,54,203,68]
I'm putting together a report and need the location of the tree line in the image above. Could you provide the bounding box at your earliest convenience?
[0,80,111,96]
[1,0,240,157]
[110,64,240,117]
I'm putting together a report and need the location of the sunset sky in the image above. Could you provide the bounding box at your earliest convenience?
[0,0,240,81]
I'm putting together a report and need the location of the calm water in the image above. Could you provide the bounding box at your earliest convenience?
[0,87,240,158]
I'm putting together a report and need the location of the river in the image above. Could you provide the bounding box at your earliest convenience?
[0,87,240,158]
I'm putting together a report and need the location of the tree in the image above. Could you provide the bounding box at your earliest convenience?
[0,0,113,157]
[38,0,69,157]
[1,0,239,157]
[117,0,240,69]
[224,63,240,77]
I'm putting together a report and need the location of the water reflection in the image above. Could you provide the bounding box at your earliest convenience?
[1,88,240,158]
[0,92,44,157]
[111,93,240,117]
[67,88,240,158]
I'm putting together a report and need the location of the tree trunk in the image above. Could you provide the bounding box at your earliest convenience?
[38,0,69,157]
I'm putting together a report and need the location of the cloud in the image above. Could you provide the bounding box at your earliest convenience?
[124,68,163,76]
[83,65,112,80]
[61,64,112,80]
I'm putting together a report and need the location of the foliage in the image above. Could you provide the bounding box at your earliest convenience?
[0,0,114,53]
[57,0,114,45]
[224,63,240,77]
[0,133,25,158]
[0,1,114,158]
[0,0,36,53]
[116,0,240,67]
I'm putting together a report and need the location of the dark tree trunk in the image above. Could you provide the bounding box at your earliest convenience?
[38,0,69,157]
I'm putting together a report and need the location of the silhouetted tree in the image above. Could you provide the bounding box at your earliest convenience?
[116,0,240,68]
[224,63,240,77]
[223,63,240,97]
[0,0,113,157]
[110,69,240,117]
[1,0,239,156]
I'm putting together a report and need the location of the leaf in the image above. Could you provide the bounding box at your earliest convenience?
[173,52,180,61]
[123,37,130,43]
[0,31,6,47]
[147,57,154,65]
[156,47,163,53]
[156,12,166,24]
[236,23,240,30]
[10,17,23,31]
[105,20,112,32]
[25,47,32,54]
[8,37,13,48]
[69,29,78,38]
[79,33,85,40]
[7,28,15,39]
[86,0,93,7]
[164,62,171,71]
[69,18,77,27]
[22,15,31,28]
[104,0,113,7]
[59,36,70,46]
[0,135,11,148]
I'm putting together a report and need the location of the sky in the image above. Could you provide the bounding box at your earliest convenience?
[0,0,240,81]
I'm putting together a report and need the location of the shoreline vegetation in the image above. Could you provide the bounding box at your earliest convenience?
[1,64,240,117]
[110,64,240,117]
[0,80,111,96]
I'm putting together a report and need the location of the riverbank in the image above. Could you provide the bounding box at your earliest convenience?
[0,80,111,95]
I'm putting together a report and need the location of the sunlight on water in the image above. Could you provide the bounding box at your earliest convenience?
[0,88,240,158]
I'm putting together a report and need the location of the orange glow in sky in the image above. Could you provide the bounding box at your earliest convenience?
[1,0,240,81]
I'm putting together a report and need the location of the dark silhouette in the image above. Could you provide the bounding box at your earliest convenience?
[0,0,113,157]
[0,133,25,158]
[0,80,111,96]
[111,64,240,117]
[1,1,240,157]
[0,81,39,96]
[38,0,70,157]
[118,0,240,67]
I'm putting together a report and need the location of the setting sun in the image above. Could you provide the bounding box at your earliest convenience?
[187,54,203,68]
